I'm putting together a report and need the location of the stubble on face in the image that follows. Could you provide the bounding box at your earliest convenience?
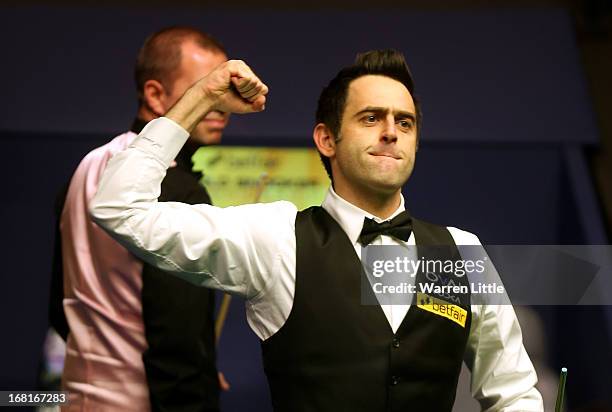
[332,75,418,200]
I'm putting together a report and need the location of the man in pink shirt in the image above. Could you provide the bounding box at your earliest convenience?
[53,27,229,411]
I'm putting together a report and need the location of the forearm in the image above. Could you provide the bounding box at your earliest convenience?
[166,86,215,134]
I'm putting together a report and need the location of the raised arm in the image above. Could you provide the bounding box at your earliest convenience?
[89,61,296,299]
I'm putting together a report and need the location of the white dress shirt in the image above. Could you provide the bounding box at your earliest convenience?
[91,117,544,411]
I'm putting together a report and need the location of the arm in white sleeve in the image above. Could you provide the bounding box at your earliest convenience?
[465,305,544,412]
[449,227,544,411]
[90,117,297,298]
[465,303,543,412]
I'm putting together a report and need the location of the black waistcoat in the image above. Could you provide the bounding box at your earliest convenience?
[262,206,471,412]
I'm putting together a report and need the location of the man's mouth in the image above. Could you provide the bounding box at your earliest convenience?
[202,118,226,128]
[369,152,401,160]
[201,110,228,128]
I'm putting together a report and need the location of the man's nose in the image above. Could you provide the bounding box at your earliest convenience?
[381,117,398,143]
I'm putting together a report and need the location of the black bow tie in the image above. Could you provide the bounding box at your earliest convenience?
[358,211,413,246]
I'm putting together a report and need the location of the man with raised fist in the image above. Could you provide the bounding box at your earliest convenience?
[90,50,542,412]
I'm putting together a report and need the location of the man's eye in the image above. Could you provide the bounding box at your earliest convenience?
[398,120,414,129]
[363,115,377,123]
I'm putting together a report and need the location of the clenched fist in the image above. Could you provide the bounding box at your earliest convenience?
[200,60,268,113]
[166,59,268,133]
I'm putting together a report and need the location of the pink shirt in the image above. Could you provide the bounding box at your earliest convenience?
[60,131,150,411]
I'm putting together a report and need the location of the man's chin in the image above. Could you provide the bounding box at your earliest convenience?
[365,172,410,194]
[190,129,224,146]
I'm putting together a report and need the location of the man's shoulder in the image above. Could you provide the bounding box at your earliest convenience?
[82,131,137,165]
[66,131,137,198]
[411,217,482,245]
[446,226,481,245]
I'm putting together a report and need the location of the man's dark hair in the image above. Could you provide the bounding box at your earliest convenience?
[315,49,422,180]
[134,26,227,104]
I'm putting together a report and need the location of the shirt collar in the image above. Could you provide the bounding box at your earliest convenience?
[321,186,406,245]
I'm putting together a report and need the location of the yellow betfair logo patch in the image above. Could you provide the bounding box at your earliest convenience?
[416,292,467,328]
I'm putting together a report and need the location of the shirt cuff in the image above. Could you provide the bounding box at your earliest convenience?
[131,117,190,167]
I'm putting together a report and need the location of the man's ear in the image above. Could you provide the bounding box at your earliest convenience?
[313,123,336,159]
[142,79,167,117]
